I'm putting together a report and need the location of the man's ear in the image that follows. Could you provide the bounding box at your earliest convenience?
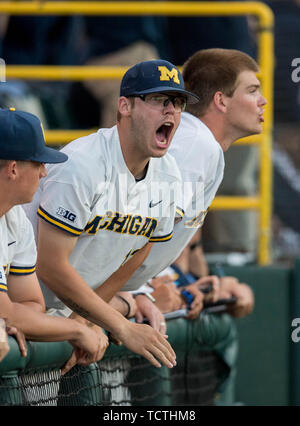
[213,91,228,113]
[118,96,132,117]
[6,160,18,180]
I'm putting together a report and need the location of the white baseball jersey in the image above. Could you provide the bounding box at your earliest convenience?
[24,125,182,307]
[122,112,225,291]
[0,206,37,294]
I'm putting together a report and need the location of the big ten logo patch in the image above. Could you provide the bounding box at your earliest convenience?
[158,66,180,84]
[56,207,77,222]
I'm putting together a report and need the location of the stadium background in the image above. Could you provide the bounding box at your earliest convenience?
[0,0,300,406]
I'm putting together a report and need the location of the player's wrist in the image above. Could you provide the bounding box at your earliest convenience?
[116,295,132,318]
[66,319,87,343]
[133,292,156,303]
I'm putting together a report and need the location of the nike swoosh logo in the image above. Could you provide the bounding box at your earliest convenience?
[8,241,16,246]
[149,200,162,208]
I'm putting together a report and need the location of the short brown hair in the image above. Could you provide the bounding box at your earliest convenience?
[182,48,259,117]
[0,159,10,170]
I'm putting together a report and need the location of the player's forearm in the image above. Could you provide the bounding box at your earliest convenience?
[95,242,153,302]
[108,296,127,317]
[59,291,129,337]
[3,301,87,343]
[19,301,45,313]
[0,319,9,362]
[37,261,129,336]
[189,246,209,277]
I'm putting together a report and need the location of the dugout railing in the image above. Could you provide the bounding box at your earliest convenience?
[0,1,274,264]
[0,313,238,406]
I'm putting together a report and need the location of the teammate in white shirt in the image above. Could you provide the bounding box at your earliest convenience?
[24,59,199,368]
[0,109,108,372]
[124,110,224,290]
[123,48,266,324]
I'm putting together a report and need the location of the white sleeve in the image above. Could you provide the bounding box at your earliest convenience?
[148,215,174,243]
[0,266,7,293]
[180,146,224,229]
[184,146,224,215]
[204,147,225,208]
[38,160,106,237]
[180,170,205,219]
[169,121,225,217]
[9,212,37,276]
[38,181,91,236]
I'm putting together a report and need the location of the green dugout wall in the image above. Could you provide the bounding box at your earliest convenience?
[214,260,300,406]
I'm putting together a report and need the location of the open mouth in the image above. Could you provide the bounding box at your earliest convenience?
[259,109,265,123]
[155,122,174,148]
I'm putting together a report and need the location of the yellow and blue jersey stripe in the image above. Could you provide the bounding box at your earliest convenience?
[0,266,7,293]
[149,231,173,243]
[0,283,7,293]
[176,206,185,219]
[37,206,82,236]
[9,265,36,276]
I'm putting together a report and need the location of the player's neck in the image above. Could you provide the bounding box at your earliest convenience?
[121,142,149,179]
[0,188,15,217]
[130,161,149,181]
[0,178,23,216]
[118,122,150,179]
[119,137,149,180]
[201,114,236,152]
[134,162,149,181]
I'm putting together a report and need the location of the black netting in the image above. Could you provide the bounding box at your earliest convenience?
[0,350,227,406]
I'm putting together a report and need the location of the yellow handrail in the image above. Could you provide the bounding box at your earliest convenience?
[43,130,261,146]
[6,65,129,80]
[211,196,260,210]
[0,2,274,264]
[0,1,274,19]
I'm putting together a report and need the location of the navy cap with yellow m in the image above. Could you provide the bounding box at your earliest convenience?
[120,59,199,104]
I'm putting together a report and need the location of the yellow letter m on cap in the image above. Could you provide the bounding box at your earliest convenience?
[158,66,180,84]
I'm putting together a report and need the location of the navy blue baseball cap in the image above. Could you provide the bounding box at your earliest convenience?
[120,59,199,104]
[0,108,68,163]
